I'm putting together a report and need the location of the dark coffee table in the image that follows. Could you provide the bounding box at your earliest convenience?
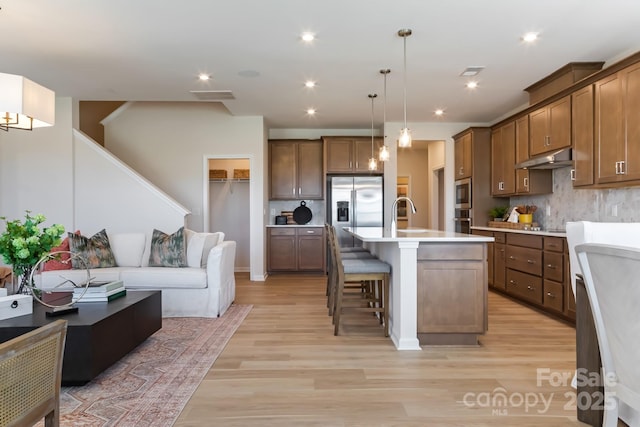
[0,290,162,385]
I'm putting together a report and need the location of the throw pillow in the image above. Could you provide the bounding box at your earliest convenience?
[42,230,81,271]
[184,229,220,268]
[148,226,187,267]
[69,229,117,269]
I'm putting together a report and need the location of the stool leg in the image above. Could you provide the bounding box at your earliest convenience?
[383,274,390,337]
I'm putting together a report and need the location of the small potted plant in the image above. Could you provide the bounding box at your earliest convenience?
[489,206,509,222]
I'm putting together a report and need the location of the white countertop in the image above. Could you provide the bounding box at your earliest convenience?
[471,226,567,237]
[346,227,494,243]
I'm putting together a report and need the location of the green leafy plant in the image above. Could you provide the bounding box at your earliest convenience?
[489,206,509,220]
[0,211,65,292]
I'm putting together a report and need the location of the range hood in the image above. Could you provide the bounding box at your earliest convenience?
[516,148,573,169]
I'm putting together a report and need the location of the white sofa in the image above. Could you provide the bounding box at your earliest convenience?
[40,230,236,318]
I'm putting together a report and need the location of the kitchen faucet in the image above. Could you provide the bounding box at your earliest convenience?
[391,196,417,236]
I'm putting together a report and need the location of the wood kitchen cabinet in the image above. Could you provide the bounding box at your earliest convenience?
[490,122,516,196]
[595,61,640,184]
[571,84,595,187]
[324,136,383,174]
[529,95,571,156]
[454,131,472,180]
[514,116,553,195]
[267,227,325,272]
[492,230,574,322]
[269,139,323,200]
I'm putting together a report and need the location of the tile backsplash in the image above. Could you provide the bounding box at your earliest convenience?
[510,168,640,230]
[268,200,326,225]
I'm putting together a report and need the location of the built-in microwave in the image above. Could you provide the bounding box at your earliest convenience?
[455,178,471,209]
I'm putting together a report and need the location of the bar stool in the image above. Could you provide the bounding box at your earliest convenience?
[327,225,391,336]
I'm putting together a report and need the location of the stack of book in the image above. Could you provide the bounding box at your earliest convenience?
[74,280,126,303]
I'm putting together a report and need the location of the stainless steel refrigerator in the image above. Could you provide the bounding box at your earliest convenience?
[327,176,383,248]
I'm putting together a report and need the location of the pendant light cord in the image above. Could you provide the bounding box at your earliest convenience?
[403,35,407,129]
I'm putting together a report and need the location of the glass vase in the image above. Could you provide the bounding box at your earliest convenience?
[10,266,33,295]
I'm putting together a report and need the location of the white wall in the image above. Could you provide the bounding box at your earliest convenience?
[0,97,75,231]
[103,102,267,280]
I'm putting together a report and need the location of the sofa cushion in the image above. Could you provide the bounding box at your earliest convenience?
[185,229,221,268]
[39,267,125,290]
[120,267,207,289]
[69,229,117,269]
[148,227,187,267]
[109,233,146,267]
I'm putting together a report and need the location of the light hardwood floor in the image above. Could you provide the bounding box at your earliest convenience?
[175,273,588,426]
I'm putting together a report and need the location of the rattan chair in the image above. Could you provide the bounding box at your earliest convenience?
[0,319,68,427]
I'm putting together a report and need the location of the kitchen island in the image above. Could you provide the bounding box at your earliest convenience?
[346,227,494,350]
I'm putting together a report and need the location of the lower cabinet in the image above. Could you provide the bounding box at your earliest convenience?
[267,227,325,272]
[475,229,575,323]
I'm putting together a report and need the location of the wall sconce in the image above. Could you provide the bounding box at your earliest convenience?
[0,72,55,131]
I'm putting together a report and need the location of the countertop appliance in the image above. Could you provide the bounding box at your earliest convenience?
[327,176,383,247]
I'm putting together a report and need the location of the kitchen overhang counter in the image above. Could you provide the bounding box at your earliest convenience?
[345,227,493,351]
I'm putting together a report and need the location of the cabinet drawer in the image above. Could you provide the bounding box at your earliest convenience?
[507,233,543,249]
[269,227,296,236]
[297,227,323,236]
[543,280,564,313]
[543,251,564,282]
[506,269,543,305]
[494,232,506,244]
[544,236,565,253]
[506,245,542,275]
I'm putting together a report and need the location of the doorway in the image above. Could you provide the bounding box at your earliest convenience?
[205,157,250,272]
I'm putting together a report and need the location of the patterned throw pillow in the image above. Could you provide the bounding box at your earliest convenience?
[148,227,187,267]
[43,230,82,271]
[69,229,117,269]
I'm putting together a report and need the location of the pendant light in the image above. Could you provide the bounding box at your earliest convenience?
[378,69,390,162]
[368,93,378,171]
[398,29,412,148]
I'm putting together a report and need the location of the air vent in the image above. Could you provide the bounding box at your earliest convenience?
[460,66,485,77]
[189,90,235,101]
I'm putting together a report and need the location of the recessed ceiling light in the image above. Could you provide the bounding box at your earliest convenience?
[305,80,316,88]
[434,109,445,117]
[522,32,539,43]
[301,32,315,42]
[306,108,316,115]
[466,81,478,89]
[460,66,485,77]
[198,73,211,81]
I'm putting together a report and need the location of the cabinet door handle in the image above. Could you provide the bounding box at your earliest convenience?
[292,188,296,195]
[527,285,535,291]
[546,264,556,269]
[499,249,505,253]
[306,230,314,233]
[299,187,302,194]
[509,255,516,260]
[527,259,535,264]
[571,169,576,181]
[620,160,626,175]
[523,177,529,188]
[615,161,621,174]
[545,135,551,146]
[547,292,556,298]
[350,161,353,168]
[509,280,517,285]
[459,167,464,176]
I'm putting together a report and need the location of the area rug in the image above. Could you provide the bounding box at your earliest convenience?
[47,304,251,427]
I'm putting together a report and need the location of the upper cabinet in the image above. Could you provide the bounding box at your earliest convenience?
[514,116,553,195]
[269,139,323,200]
[491,122,516,196]
[454,132,473,180]
[529,95,572,156]
[324,136,384,174]
[595,62,640,184]
[571,85,595,187]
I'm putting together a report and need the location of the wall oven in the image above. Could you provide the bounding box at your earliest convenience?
[454,208,472,234]
[455,178,471,209]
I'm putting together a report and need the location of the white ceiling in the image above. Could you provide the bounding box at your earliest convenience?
[2,0,640,129]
